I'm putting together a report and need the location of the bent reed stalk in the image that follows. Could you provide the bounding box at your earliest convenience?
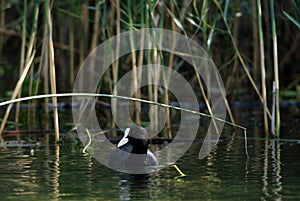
[0,93,247,133]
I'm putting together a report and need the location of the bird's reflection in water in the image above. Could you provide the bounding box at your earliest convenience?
[118,173,157,200]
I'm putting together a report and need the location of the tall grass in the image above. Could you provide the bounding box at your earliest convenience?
[0,1,38,134]
[0,0,299,137]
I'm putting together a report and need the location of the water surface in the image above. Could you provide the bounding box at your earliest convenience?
[0,106,299,200]
[1,132,300,200]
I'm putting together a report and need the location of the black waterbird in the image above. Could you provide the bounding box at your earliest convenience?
[109,126,158,171]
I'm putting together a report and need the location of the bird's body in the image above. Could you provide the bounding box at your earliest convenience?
[109,126,158,172]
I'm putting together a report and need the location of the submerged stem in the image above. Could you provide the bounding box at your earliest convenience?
[173,164,186,179]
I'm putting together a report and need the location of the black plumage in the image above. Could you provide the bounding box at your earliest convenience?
[109,126,158,171]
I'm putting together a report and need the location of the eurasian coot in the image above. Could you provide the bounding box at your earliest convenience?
[109,126,158,172]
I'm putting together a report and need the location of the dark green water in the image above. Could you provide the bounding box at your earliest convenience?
[0,133,300,200]
[0,106,299,200]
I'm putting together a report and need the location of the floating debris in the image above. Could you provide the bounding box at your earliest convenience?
[0,140,42,147]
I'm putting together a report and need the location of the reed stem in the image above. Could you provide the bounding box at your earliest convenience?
[111,0,121,131]
[42,24,50,130]
[45,0,60,142]
[15,0,27,129]
[270,0,280,136]
[128,0,141,125]
[257,0,269,136]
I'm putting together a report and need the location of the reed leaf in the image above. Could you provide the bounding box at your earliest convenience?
[282,1,300,29]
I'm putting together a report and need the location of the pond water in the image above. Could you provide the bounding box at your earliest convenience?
[0,106,299,200]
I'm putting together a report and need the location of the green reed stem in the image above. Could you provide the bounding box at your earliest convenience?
[257,0,269,136]
[270,0,280,136]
